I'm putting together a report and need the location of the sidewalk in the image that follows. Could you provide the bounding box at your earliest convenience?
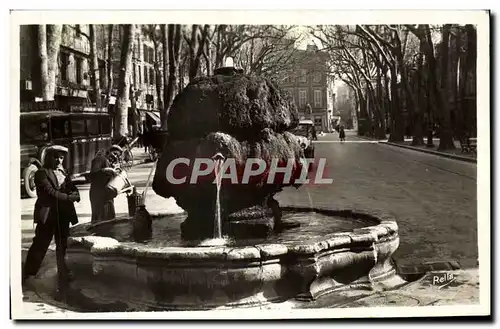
[356,135,477,163]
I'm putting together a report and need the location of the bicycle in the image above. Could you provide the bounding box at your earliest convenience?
[116,136,136,171]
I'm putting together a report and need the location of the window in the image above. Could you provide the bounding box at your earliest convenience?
[20,119,49,143]
[100,117,111,135]
[76,57,83,84]
[51,117,70,139]
[71,119,86,137]
[314,89,322,107]
[299,89,307,107]
[314,117,323,126]
[60,52,69,82]
[87,119,100,136]
[144,66,149,84]
[133,63,137,85]
[299,69,307,83]
[150,68,155,85]
[98,60,106,88]
[313,72,322,83]
[149,47,154,63]
[138,65,142,85]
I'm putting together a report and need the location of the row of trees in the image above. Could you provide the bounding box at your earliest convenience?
[311,24,477,150]
[33,24,306,139]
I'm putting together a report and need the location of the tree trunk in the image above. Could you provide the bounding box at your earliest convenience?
[161,24,169,125]
[424,25,439,147]
[163,24,182,129]
[46,25,62,101]
[437,24,455,151]
[188,25,199,81]
[464,24,477,137]
[188,24,209,82]
[452,26,461,139]
[411,39,426,146]
[375,68,387,138]
[106,25,114,136]
[106,24,114,101]
[383,69,391,135]
[205,39,212,76]
[367,84,385,139]
[37,25,49,100]
[152,38,163,112]
[37,25,62,101]
[179,57,186,92]
[400,63,420,145]
[89,24,101,110]
[425,68,434,147]
[388,65,404,142]
[115,24,134,139]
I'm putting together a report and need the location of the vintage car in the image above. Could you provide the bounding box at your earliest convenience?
[20,110,112,198]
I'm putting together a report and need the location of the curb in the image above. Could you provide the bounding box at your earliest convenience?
[131,157,150,166]
[354,135,385,142]
[380,141,477,163]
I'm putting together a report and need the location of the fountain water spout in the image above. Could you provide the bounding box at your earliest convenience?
[212,152,226,240]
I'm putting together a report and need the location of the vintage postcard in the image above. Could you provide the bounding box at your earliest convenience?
[9,9,490,320]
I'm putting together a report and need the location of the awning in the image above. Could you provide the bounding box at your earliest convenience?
[145,111,161,126]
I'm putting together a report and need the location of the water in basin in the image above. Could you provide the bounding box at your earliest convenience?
[86,210,375,248]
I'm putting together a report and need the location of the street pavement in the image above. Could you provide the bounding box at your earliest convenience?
[277,130,478,269]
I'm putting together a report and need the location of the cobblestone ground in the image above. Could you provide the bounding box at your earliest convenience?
[276,131,478,268]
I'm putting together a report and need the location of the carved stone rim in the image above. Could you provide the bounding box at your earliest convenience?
[68,207,398,260]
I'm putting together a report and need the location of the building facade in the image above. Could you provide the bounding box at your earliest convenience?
[19,24,162,134]
[20,25,96,112]
[279,44,335,133]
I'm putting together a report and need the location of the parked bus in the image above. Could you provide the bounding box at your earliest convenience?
[20,110,112,198]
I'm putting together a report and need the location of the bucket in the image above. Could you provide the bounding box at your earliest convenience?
[133,205,152,242]
[127,187,142,217]
[105,170,131,199]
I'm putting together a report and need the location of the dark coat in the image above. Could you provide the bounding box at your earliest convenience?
[33,167,79,225]
[89,154,117,223]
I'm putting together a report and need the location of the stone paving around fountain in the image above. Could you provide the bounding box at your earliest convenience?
[18,246,481,317]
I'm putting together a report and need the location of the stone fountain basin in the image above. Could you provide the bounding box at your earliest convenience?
[66,208,401,311]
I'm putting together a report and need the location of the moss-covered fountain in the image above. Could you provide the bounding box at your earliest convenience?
[65,63,404,311]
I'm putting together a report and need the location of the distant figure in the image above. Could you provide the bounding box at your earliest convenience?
[143,122,153,154]
[339,126,346,142]
[89,145,123,223]
[137,120,144,148]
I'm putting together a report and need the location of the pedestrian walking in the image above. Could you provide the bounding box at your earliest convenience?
[339,126,346,142]
[22,145,80,293]
[89,145,123,223]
